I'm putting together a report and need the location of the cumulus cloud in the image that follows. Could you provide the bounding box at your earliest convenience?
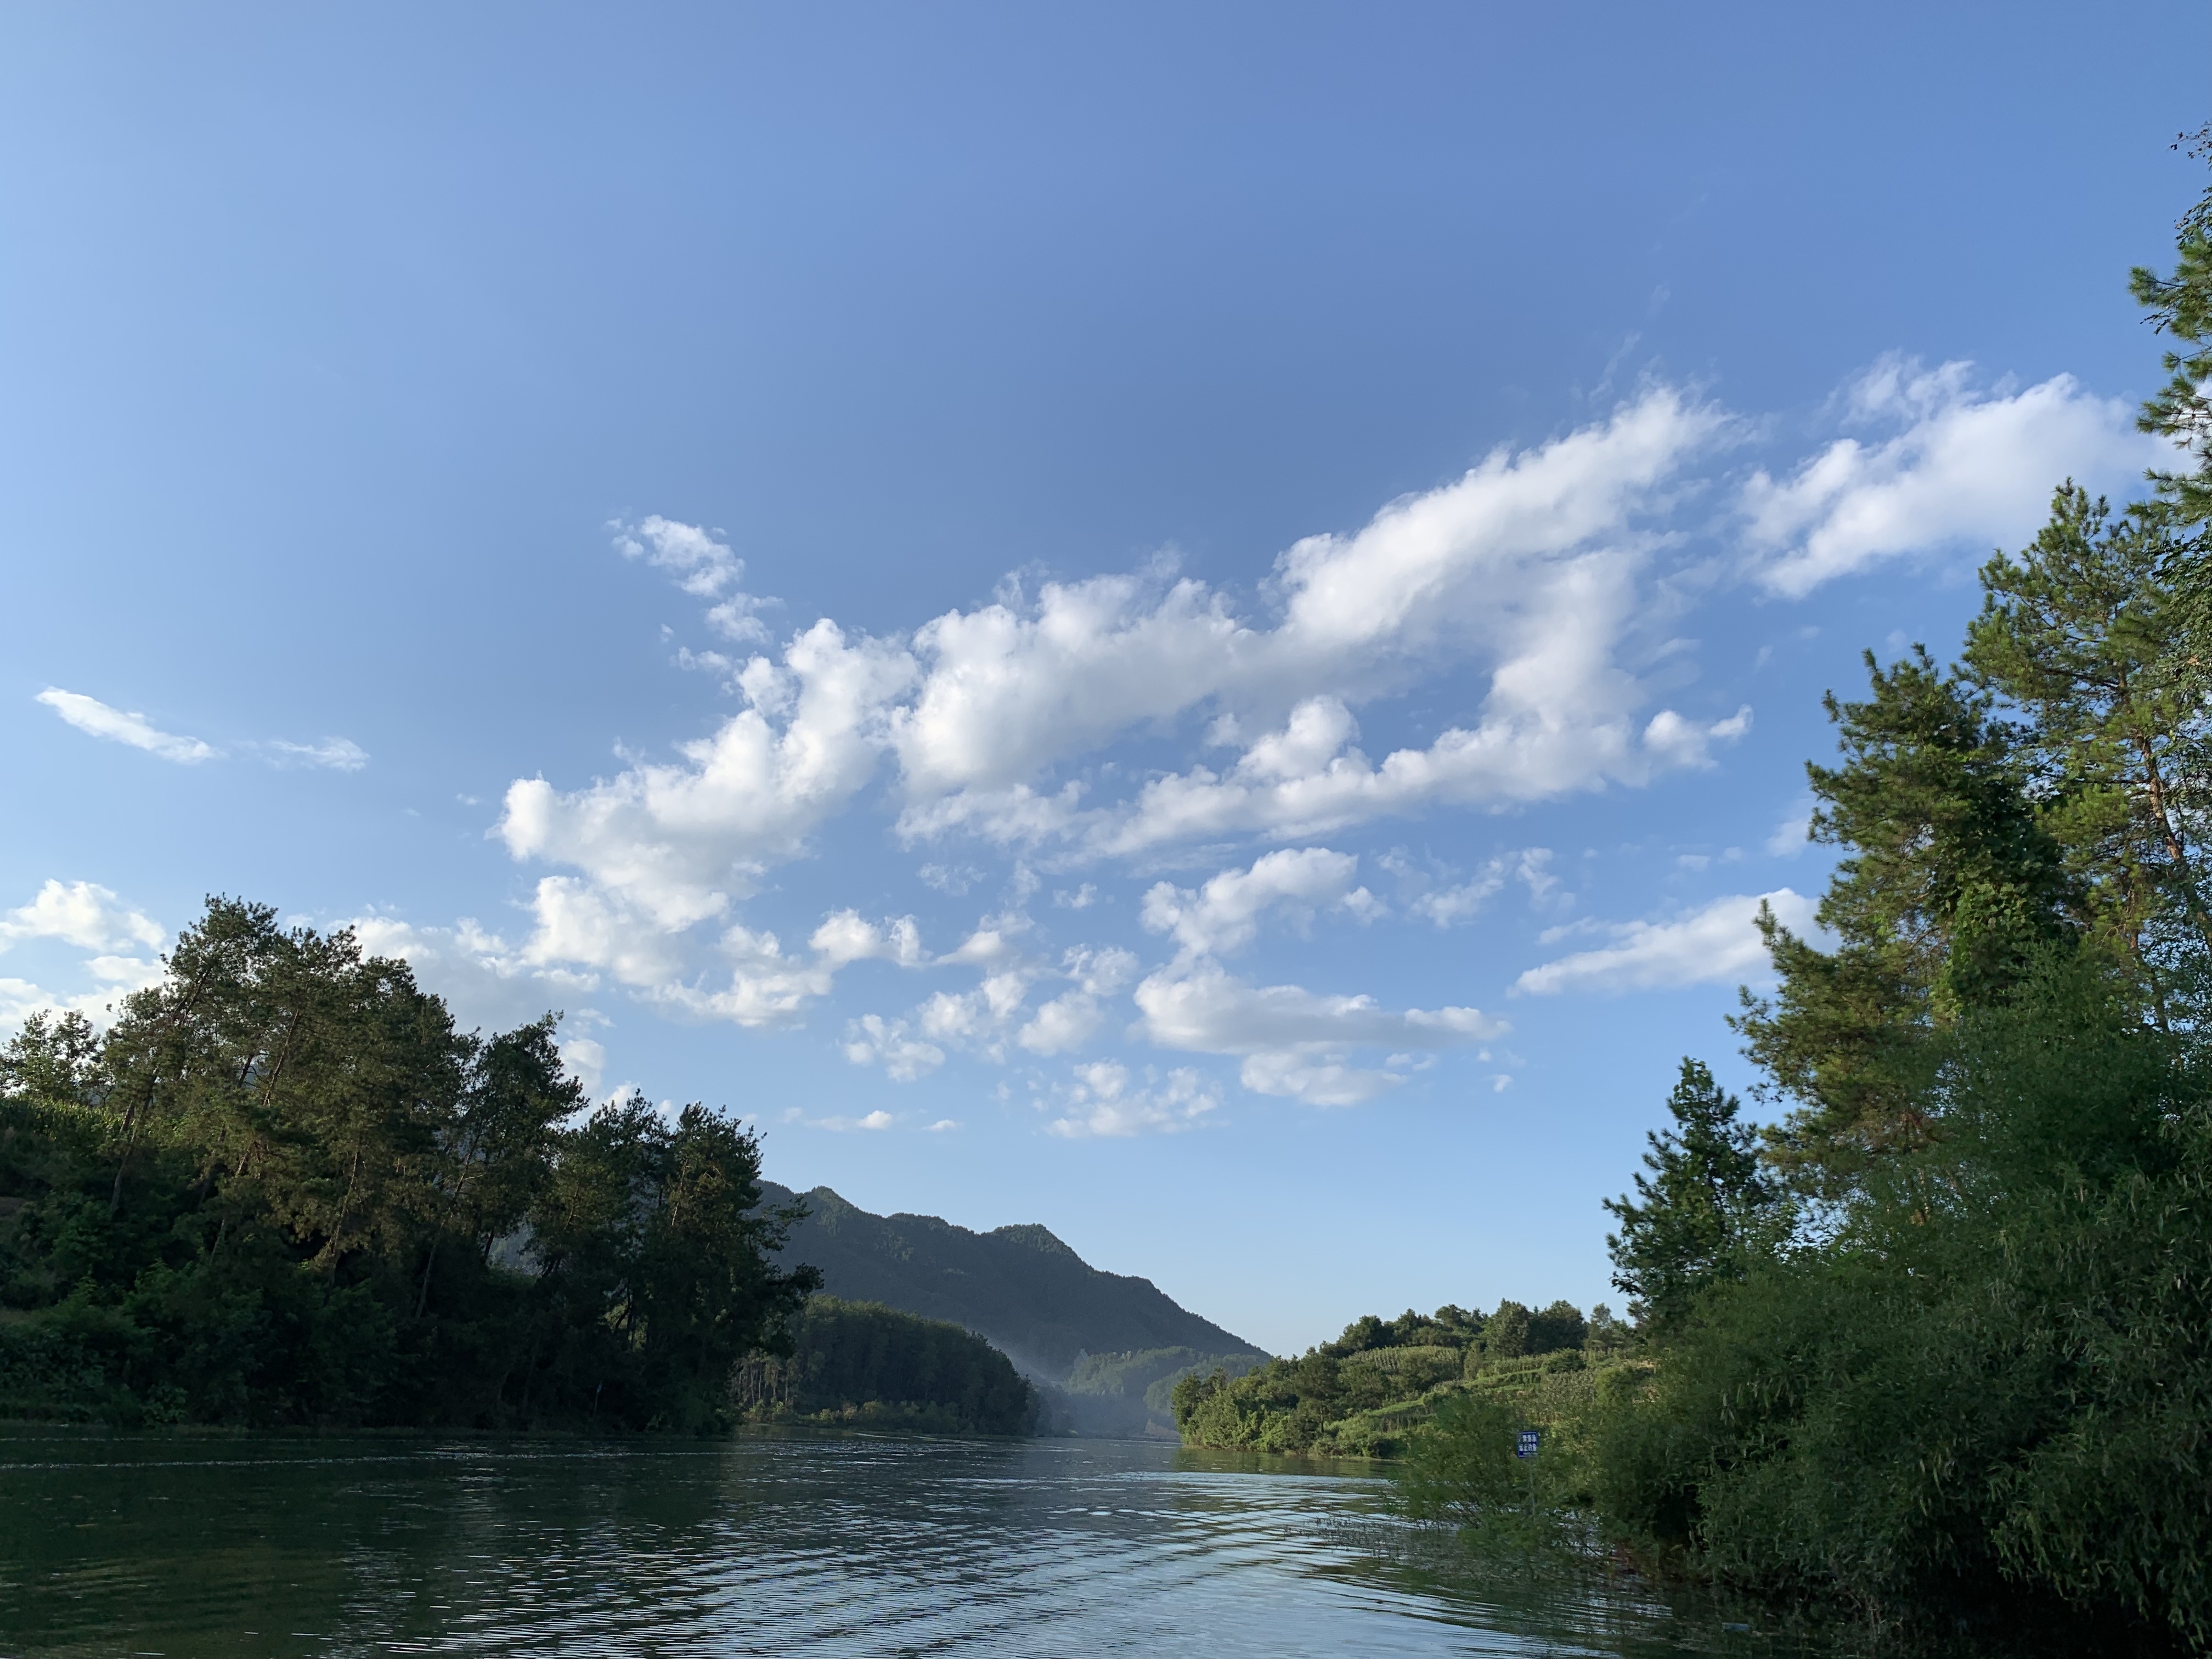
[842,1014,946,1081]
[915,971,1031,1060]
[1743,359,2163,597]
[502,357,2123,1017]
[0,880,168,1029]
[1014,946,1139,1056]
[1140,847,1365,957]
[1046,1061,1221,1138]
[360,899,921,1034]
[496,618,917,932]
[38,689,218,763]
[844,939,1137,1070]
[1514,888,1819,996]
[2,880,164,953]
[1133,957,1506,1106]
[898,389,1742,851]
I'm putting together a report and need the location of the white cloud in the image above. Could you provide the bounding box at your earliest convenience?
[786,1105,899,1132]
[1140,847,1363,957]
[1742,359,2163,597]
[1766,799,1814,856]
[1514,888,1819,996]
[506,393,1749,1000]
[0,881,168,1030]
[360,897,922,1034]
[1407,847,1562,927]
[1086,670,1748,857]
[38,690,366,773]
[348,913,601,1027]
[1013,946,1138,1056]
[1132,957,1506,1106]
[896,387,1735,849]
[1410,868,1504,926]
[809,910,925,969]
[615,516,772,642]
[1046,1061,1221,1138]
[842,1014,946,1082]
[1017,991,1105,1055]
[1,881,164,953]
[38,689,218,763]
[915,969,1031,1058]
[496,618,916,932]
[261,737,370,771]
[502,358,2134,1015]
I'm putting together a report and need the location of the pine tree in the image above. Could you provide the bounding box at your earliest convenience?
[1965,482,2211,1023]
[1734,648,2075,1176]
[1603,1059,1776,1334]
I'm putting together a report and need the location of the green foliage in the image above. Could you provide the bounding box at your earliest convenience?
[1735,648,2075,1177]
[1602,1060,1780,1333]
[0,898,816,1432]
[733,1297,1036,1436]
[2131,126,2212,529]
[1172,1299,1606,1457]
[1966,481,2212,1020]
[1593,968,2211,1646]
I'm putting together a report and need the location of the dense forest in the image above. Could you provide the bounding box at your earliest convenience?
[1388,136,2212,1652]
[732,1296,1037,1435]
[0,899,823,1432]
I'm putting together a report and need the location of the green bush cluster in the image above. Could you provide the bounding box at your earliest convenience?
[732,1296,1037,1435]
[1172,1299,1629,1457]
[0,900,816,1432]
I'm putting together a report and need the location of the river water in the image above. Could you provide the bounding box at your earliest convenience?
[0,1430,1803,1657]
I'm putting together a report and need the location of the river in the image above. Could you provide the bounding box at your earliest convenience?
[0,1429,1812,1657]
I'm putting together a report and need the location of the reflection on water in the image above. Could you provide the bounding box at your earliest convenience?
[0,1430,1793,1657]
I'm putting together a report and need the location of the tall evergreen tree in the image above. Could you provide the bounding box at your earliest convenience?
[1966,482,2211,1023]
[1603,1059,1776,1334]
[1735,648,2075,1175]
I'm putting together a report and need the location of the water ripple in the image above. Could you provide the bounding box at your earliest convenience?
[0,1431,1731,1658]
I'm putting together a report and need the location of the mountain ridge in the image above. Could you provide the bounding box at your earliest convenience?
[759,1181,1259,1381]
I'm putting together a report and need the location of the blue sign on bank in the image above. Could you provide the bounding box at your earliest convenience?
[1516,1430,1540,1459]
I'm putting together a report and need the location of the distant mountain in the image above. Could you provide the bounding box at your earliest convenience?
[760,1182,1260,1383]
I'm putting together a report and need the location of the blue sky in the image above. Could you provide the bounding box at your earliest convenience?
[3,3,2207,1353]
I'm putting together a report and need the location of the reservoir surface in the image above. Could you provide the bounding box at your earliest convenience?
[0,1430,1780,1656]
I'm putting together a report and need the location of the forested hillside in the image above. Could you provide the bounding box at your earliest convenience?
[733,1296,1037,1435]
[761,1181,1259,1380]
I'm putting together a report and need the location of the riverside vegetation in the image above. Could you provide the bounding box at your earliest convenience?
[1172,1300,1627,1457]
[1204,134,2212,1653]
[0,904,1032,1434]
